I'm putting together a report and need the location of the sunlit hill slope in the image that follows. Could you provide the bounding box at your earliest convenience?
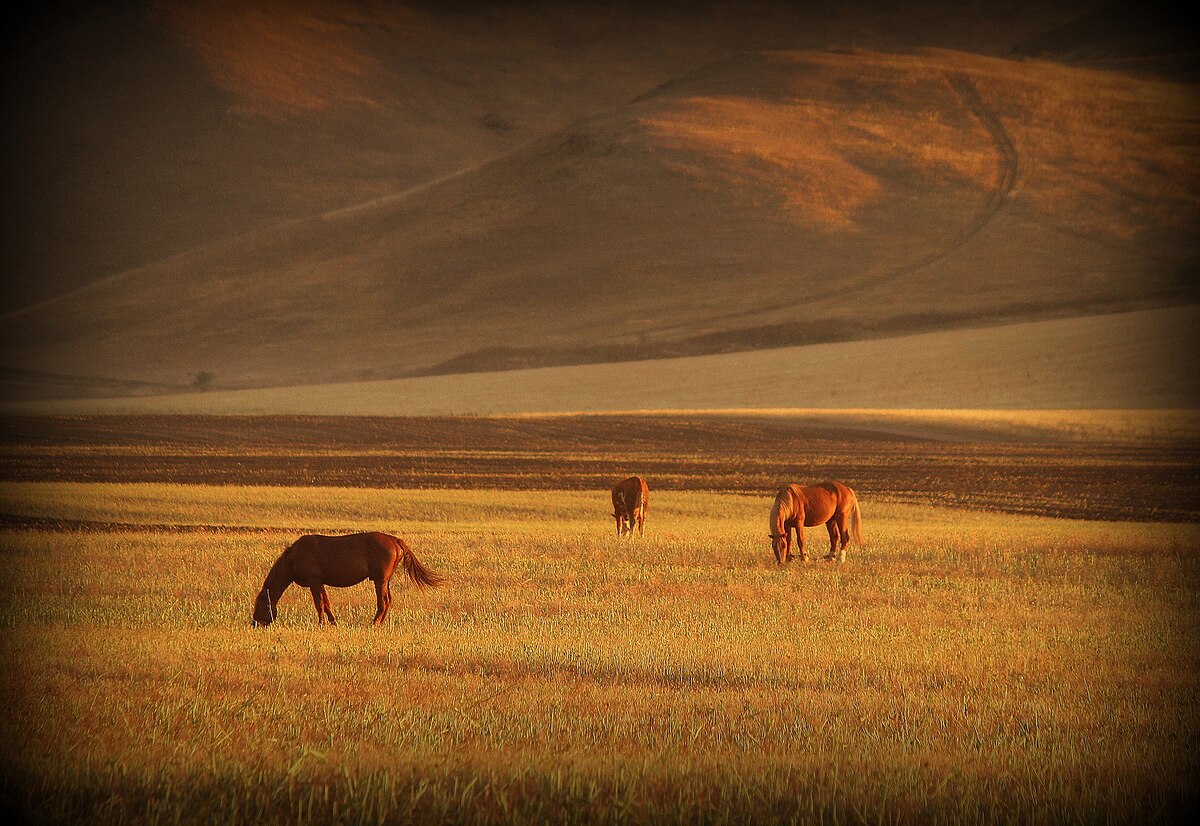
[6,0,1083,313]
[4,39,1196,397]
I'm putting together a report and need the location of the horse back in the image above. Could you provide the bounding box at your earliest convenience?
[612,476,648,514]
[289,532,398,587]
[795,482,850,526]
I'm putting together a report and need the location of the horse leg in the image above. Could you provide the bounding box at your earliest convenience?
[794,524,807,562]
[309,587,326,625]
[836,512,849,562]
[372,578,392,625]
[637,509,645,537]
[824,520,841,562]
[372,579,385,624]
[320,586,337,625]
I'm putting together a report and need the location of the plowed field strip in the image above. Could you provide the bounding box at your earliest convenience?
[1,415,1196,522]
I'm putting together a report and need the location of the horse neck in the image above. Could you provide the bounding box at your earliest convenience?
[260,555,293,604]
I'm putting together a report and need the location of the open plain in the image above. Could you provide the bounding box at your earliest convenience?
[1,413,1197,823]
[3,2,1198,823]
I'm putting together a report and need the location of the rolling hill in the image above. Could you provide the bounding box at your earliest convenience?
[1,1,1195,406]
[1,0,1094,313]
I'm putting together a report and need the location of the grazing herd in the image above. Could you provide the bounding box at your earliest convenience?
[252,475,862,626]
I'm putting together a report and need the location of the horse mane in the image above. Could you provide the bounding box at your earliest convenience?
[768,487,794,534]
[613,477,648,512]
[261,543,296,593]
[253,543,297,624]
[623,488,642,513]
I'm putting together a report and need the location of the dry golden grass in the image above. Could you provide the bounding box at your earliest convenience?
[160,0,392,116]
[641,47,1200,236]
[2,483,1197,823]
[641,51,1002,231]
[956,49,1200,238]
[644,96,889,230]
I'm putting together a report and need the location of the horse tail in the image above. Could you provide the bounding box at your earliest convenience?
[848,491,863,546]
[399,542,445,589]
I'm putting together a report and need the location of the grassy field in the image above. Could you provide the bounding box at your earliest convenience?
[2,480,1198,824]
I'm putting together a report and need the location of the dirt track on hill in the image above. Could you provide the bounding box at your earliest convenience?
[1,415,1197,522]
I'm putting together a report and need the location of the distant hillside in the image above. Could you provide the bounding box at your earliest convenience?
[6,306,1194,415]
[2,45,1196,397]
[0,0,1094,313]
[1010,0,1198,78]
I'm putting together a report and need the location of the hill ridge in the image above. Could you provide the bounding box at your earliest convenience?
[2,45,1196,398]
[3,305,1194,414]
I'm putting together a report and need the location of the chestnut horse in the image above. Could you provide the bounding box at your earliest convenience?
[252,532,443,627]
[611,475,649,537]
[769,482,862,564]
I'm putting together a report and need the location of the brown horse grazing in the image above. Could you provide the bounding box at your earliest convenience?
[769,482,862,564]
[252,532,443,627]
[611,475,649,537]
